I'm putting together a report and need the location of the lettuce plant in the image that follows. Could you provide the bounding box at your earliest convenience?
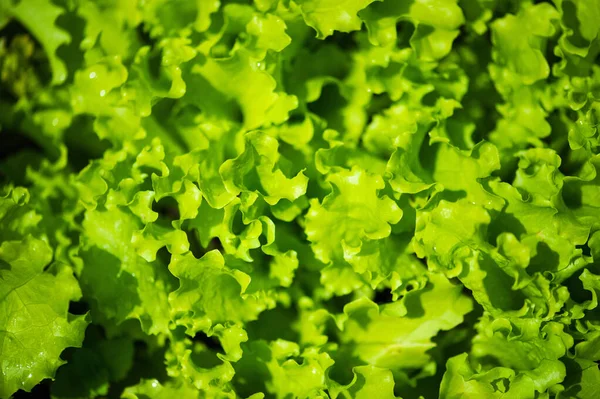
[1,0,600,398]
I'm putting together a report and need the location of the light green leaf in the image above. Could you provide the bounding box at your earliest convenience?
[360,0,464,60]
[305,167,402,264]
[168,250,272,335]
[0,237,88,398]
[440,353,537,399]
[296,0,378,38]
[341,272,473,370]
[220,131,309,206]
[192,51,297,129]
[2,0,71,84]
[79,207,174,335]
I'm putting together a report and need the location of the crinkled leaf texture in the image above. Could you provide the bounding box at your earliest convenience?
[0,237,88,397]
[2,0,600,398]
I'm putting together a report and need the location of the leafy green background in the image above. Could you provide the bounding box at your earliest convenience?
[1,0,600,398]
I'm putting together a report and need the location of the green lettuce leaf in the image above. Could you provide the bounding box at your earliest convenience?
[1,0,70,85]
[3,0,600,397]
[340,272,473,371]
[0,237,88,397]
[296,0,378,39]
[305,167,401,265]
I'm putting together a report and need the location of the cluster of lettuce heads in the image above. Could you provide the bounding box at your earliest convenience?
[1,0,600,398]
